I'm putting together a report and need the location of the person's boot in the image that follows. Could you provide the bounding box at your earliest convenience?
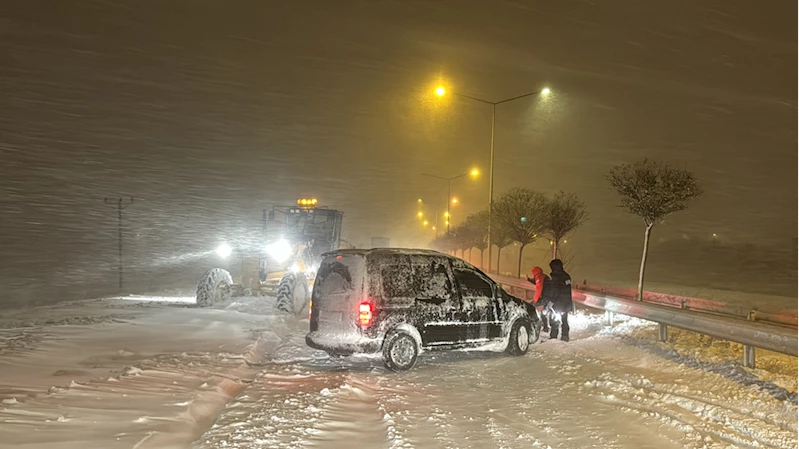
[561,335,569,342]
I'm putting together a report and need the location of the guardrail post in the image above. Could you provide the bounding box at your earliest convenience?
[743,310,757,368]
[605,310,614,327]
[658,323,668,342]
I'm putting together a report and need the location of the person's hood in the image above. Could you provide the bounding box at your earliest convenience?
[531,266,544,277]
[549,259,564,272]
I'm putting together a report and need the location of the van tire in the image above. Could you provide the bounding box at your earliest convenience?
[382,330,420,372]
[507,318,532,356]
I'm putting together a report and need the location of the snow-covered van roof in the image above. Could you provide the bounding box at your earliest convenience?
[321,248,446,258]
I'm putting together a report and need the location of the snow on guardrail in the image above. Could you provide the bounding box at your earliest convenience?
[489,273,798,362]
[489,274,797,327]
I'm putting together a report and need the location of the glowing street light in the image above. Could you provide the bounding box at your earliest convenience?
[434,84,552,273]
[423,220,429,226]
[417,211,423,218]
[422,169,479,233]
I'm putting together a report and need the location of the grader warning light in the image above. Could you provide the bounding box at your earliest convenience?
[297,198,318,207]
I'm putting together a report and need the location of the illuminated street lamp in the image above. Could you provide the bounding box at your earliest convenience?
[422,169,479,233]
[434,85,551,273]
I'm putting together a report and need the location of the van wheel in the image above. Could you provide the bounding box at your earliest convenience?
[507,319,532,356]
[382,330,419,372]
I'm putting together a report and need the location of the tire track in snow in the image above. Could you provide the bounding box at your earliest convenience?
[305,374,393,448]
[585,372,797,448]
[195,370,349,448]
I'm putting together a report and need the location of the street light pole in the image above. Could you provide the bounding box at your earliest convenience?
[488,104,496,272]
[449,88,549,273]
[447,179,452,233]
[422,172,470,234]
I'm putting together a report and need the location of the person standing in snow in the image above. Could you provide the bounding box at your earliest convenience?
[526,266,551,333]
[543,259,573,342]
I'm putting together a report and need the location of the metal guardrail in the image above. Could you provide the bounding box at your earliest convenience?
[489,274,798,368]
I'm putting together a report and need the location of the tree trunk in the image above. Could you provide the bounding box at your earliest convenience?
[516,243,526,278]
[637,224,653,301]
[478,249,484,268]
[496,246,503,275]
[468,248,473,263]
[552,240,558,259]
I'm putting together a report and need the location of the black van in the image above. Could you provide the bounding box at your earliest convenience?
[305,249,539,371]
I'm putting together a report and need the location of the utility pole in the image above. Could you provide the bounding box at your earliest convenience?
[104,197,134,289]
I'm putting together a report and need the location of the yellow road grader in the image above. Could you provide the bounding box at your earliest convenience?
[196,198,345,315]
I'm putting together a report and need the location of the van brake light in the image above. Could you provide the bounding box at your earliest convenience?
[359,302,373,327]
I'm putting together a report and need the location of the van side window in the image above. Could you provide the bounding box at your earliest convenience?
[380,264,414,298]
[454,269,494,298]
[413,260,452,299]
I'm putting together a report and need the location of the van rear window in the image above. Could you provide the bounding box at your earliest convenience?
[315,256,362,297]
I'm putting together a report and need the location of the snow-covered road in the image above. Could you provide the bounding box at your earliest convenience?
[0,296,796,449]
[198,312,798,449]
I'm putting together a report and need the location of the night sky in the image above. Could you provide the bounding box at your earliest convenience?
[1,0,796,303]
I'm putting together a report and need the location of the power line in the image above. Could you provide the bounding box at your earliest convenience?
[104,197,134,289]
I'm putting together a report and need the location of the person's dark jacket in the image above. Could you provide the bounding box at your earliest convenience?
[542,259,572,313]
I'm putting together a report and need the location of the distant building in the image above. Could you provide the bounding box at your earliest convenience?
[371,237,390,248]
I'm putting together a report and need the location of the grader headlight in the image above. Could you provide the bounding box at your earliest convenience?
[266,239,293,263]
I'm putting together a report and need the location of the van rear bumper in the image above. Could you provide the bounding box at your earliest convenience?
[305,331,382,355]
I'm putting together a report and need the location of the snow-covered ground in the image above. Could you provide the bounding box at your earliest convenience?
[0,295,288,448]
[0,296,796,448]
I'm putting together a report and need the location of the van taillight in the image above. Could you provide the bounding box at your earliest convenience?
[309,299,313,320]
[359,302,373,327]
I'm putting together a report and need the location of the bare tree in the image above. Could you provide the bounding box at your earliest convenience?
[431,233,454,254]
[543,191,588,259]
[491,222,514,275]
[493,188,549,278]
[451,226,470,259]
[607,159,702,300]
[461,211,489,268]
